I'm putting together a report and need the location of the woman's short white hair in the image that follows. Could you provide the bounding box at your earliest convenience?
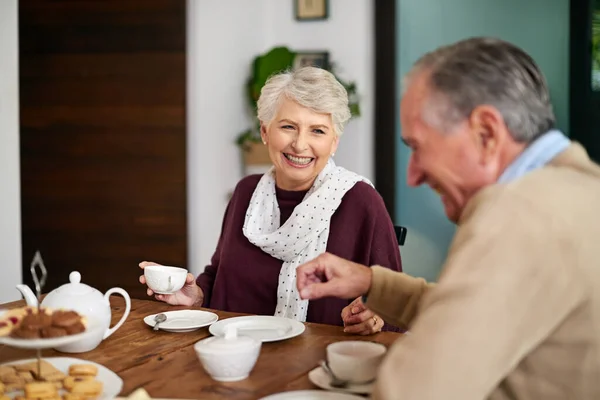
[257,66,351,137]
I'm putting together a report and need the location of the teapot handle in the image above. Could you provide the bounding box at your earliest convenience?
[103,288,131,340]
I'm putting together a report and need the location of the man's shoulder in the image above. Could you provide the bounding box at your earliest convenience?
[461,166,600,231]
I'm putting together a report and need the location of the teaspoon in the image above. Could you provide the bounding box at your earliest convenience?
[153,313,167,331]
[319,360,349,388]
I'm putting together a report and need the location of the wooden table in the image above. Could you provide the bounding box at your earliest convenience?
[0,298,402,399]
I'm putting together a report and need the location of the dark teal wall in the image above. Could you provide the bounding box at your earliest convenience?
[395,0,570,281]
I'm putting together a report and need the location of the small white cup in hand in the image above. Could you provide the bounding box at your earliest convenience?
[144,265,188,294]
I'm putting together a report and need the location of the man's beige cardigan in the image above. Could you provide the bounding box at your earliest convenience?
[367,143,600,399]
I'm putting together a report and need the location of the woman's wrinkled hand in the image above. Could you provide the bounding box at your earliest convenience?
[138,261,204,307]
[341,296,384,335]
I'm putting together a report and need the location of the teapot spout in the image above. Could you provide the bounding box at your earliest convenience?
[16,284,38,307]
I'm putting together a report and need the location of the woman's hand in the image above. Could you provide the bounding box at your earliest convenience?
[341,296,384,335]
[138,261,204,307]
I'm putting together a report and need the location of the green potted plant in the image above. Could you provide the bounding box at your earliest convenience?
[237,46,361,171]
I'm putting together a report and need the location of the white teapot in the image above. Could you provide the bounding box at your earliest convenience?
[16,271,131,353]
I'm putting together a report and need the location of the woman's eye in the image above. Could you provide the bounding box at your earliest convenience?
[282,125,294,130]
[313,129,325,134]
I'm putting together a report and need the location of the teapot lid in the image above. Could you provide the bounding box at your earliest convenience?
[55,271,95,296]
[195,326,259,353]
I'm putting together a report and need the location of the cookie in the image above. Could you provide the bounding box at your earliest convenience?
[24,381,58,398]
[63,375,93,391]
[12,362,37,373]
[0,396,9,400]
[69,379,103,397]
[25,360,62,380]
[5,381,24,392]
[68,364,97,377]
[64,321,86,335]
[41,371,66,382]
[51,310,81,328]
[9,326,40,339]
[16,371,33,383]
[0,320,12,337]
[1,371,23,385]
[62,394,87,400]
[0,381,4,393]
[0,366,15,379]
[20,312,52,330]
[40,326,67,338]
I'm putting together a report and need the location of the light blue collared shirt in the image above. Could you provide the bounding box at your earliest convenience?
[497,130,570,184]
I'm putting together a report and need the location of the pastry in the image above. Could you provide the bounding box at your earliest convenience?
[62,394,88,400]
[16,371,34,383]
[9,325,40,339]
[24,381,58,398]
[1,371,23,385]
[0,366,15,379]
[64,321,85,335]
[51,311,80,328]
[63,375,93,391]
[68,364,98,377]
[0,306,84,339]
[0,320,12,337]
[20,312,52,330]
[18,360,61,380]
[40,326,67,338]
[0,396,9,400]
[69,379,103,397]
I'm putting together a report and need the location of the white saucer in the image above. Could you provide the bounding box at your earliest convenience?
[1,356,122,400]
[0,316,104,350]
[143,310,219,332]
[308,366,373,395]
[260,390,363,399]
[208,315,305,342]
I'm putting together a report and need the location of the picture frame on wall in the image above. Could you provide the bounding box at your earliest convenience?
[295,0,328,21]
[293,51,330,70]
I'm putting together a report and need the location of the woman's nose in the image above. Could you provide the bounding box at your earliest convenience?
[292,132,308,152]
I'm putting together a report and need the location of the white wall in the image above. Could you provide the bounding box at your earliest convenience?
[0,0,22,303]
[187,0,375,274]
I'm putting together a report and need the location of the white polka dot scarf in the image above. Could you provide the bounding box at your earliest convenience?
[243,159,372,322]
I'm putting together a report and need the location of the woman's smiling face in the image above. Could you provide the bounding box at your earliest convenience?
[261,97,339,191]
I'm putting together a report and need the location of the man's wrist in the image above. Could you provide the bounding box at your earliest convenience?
[361,267,373,304]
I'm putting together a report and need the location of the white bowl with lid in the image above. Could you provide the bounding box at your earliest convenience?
[194,326,261,381]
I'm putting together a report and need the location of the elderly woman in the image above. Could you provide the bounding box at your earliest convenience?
[139,67,402,335]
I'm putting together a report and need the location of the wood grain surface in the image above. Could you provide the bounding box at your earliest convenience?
[0,298,402,399]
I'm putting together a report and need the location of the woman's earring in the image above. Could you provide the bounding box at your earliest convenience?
[263,141,267,145]
[331,152,335,157]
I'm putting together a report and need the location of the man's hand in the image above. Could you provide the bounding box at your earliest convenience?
[296,252,372,300]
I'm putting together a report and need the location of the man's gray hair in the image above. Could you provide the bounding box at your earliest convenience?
[257,66,351,137]
[405,37,556,143]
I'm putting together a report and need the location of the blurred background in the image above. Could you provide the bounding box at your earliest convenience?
[0,0,596,302]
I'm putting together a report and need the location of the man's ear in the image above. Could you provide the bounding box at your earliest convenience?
[468,105,504,164]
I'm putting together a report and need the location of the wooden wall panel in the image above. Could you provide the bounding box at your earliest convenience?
[19,0,187,299]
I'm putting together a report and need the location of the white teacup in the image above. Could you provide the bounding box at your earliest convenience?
[326,341,387,383]
[144,265,188,294]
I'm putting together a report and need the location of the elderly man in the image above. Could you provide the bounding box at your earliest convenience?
[296,37,600,399]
